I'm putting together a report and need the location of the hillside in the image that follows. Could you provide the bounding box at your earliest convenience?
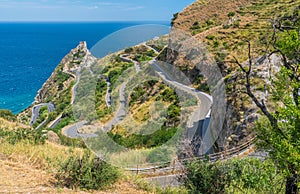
[17,42,97,129]
[0,0,299,193]
[168,0,299,150]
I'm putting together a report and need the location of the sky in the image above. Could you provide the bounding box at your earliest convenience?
[0,0,195,22]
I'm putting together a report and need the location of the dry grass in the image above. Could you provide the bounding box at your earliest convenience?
[0,153,151,194]
[0,118,30,130]
[174,0,250,31]
[0,141,154,193]
[174,0,298,63]
[0,115,153,193]
[0,141,84,171]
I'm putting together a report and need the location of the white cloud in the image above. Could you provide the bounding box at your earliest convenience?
[88,5,98,9]
[123,6,144,11]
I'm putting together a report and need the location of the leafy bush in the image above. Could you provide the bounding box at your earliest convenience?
[56,150,120,190]
[228,12,236,17]
[171,12,179,26]
[133,54,152,62]
[181,158,285,193]
[206,35,215,40]
[233,21,240,28]
[146,146,174,163]
[0,110,16,121]
[124,47,133,53]
[181,159,228,194]
[108,126,178,149]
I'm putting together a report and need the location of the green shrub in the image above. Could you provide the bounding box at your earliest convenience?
[108,69,122,86]
[124,47,133,53]
[56,150,120,190]
[205,35,215,40]
[171,12,179,26]
[213,41,220,48]
[0,110,16,121]
[245,23,251,27]
[108,126,178,149]
[228,12,236,17]
[181,158,285,194]
[233,21,240,28]
[223,24,230,29]
[0,127,47,145]
[146,147,174,163]
[206,20,214,26]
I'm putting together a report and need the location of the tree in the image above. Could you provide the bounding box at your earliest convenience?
[234,12,300,194]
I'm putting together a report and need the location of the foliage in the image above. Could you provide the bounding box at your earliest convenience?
[108,62,133,87]
[0,127,47,145]
[263,12,300,191]
[146,146,174,163]
[32,105,49,128]
[108,126,178,149]
[125,47,134,53]
[0,109,16,122]
[95,78,112,118]
[133,54,152,63]
[181,158,284,194]
[108,69,122,87]
[109,81,181,149]
[234,9,300,193]
[228,11,236,17]
[129,80,158,106]
[171,12,179,26]
[56,150,120,190]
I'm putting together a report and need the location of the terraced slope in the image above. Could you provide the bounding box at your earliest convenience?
[169,0,299,149]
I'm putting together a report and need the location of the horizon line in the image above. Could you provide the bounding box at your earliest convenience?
[0,20,170,23]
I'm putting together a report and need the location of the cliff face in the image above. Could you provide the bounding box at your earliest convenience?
[35,42,95,103]
[168,0,295,150]
[18,42,96,124]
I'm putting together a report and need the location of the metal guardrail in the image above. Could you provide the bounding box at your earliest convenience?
[125,138,256,175]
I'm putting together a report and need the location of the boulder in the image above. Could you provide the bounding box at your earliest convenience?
[47,131,61,144]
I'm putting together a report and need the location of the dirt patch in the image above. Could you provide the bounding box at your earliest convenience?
[0,153,152,194]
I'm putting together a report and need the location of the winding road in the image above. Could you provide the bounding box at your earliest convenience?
[63,47,212,142]
[29,103,55,126]
[46,50,97,129]
[63,54,141,137]
[105,79,112,107]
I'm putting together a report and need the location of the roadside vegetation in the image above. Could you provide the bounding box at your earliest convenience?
[108,80,181,149]
[171,1,300,193]
[0,109,17,122]
[124,45,158,62]
[1,0,299,192]
[181,158,285,193]
[0,123,120,191]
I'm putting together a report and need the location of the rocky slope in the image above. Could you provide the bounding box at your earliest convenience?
[166,0,297,150]
[35,41,96,103]
[18,42,96,125]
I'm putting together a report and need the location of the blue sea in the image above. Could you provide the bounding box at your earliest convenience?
[0,21,169,114]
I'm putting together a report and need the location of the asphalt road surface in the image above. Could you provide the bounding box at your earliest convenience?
[29,103,55,126]
[63,59,212,139]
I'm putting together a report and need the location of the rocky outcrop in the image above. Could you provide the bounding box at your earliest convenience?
[34,41,96,103]
[18,42,97,125]
[168,0,287,151]
[46,130,61,144]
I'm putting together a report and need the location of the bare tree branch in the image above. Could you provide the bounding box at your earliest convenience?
[233,41,288,139]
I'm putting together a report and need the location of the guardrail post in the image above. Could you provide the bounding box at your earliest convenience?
[136,164,139,175]
[224,149,227,159]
